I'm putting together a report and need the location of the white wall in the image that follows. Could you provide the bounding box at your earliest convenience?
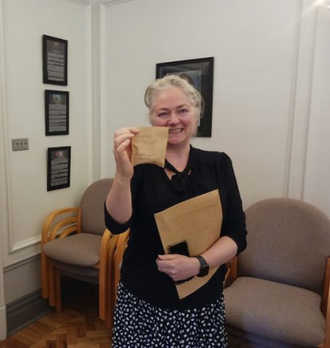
[0,0,94,320]
[103,0,321,211]
[303,7,330,216]
[0,233,6,339]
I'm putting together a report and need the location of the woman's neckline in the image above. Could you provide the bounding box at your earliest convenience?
[165,144,192,172]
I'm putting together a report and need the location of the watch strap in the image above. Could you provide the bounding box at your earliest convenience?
[194,255,209,277]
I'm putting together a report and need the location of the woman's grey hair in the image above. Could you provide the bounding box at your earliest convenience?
[144,74,204,123]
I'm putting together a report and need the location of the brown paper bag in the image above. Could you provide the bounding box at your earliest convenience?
[131,127,168,167]
[154,189,223,299]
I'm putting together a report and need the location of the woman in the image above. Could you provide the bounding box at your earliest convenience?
[105,75,247,347]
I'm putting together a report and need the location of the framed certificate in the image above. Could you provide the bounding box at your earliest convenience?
[47,146,71,191]
[43,35,68,86]
[45,90,69,136]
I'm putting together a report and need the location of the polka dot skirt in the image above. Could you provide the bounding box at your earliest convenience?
[112,282,227,348]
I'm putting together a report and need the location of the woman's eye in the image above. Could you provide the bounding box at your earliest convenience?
[158,112,168,117]
[178,108,188,114]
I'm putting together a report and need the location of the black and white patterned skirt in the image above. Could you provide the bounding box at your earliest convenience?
[112,281,227,348]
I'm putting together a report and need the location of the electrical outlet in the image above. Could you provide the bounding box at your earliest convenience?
[12,138,29,151]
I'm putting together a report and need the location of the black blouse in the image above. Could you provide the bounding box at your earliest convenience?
[105,146,247,310]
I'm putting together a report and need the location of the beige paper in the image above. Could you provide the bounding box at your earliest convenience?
[131,127,168,167]
[154,189,223,299]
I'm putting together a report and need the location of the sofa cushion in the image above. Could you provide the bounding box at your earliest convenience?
[224,277,325,346]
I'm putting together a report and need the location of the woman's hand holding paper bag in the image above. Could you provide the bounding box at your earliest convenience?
[131,127,169,167]
[113,126,169,177]
[113,127,140,181]
[108,126,169,224]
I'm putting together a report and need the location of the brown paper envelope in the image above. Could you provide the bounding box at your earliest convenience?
[154,189,223,299]
[131,127,168,167]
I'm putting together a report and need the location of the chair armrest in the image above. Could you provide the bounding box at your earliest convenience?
[99,229,118,321]
[325,287,330,348]
[98,229,113,273]
[224,256,238,287]
[41,208,81,245]
[322,257,330,347]
[106,233,120,328]
[322,257,330,316]
[104,230,129,327]
[41,207,80,300]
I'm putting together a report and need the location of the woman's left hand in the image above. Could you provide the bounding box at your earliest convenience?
[156,254,200,282]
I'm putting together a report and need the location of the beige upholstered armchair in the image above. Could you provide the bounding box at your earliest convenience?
[41,178,117,323]
[224,198,330,347]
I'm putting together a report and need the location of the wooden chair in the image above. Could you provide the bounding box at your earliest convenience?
[224,198,330,347]
[41,178,115,323]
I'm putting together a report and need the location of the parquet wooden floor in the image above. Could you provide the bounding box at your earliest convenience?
[0,278,252,348]
[0,280,112,348]
[0,307,111,348]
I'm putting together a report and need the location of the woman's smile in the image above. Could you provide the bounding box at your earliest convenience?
[169,128,183,134]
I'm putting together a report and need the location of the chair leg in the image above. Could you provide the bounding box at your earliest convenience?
[99,271,107,321]
[54,269,62,312]
[41,253,49,299]
[99,230,113,321]
[48,263,55,307]
[106,254,116,331]
[106,231,128,330]
[105,234,119,330]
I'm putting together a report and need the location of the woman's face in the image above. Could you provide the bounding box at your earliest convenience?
[150,86,197,147]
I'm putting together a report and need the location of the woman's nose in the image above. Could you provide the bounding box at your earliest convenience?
[169,112,179,124]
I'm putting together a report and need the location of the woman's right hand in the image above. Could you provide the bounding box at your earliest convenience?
[113,127,139,181]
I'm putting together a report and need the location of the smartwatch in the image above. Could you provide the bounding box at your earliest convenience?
[194,255,209,277]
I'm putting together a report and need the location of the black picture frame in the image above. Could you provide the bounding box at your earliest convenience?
[45,90,69,136]
[42,35,68,86]
[156,57,214,137]
[47,146,71,191]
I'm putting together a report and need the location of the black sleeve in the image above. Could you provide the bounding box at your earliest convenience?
[104,203,131,235]
[220,153,247,254]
